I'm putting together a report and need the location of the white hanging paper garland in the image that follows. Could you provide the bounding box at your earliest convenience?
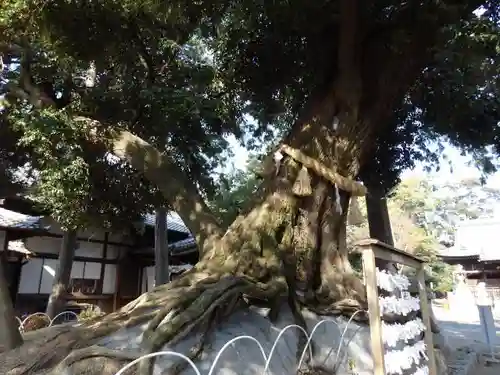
[382,318,426,348]
[413,365,429,375]
[379,295,421,316]
[376,268,411,292]
[384,340,427,375]
[374,268,430,375]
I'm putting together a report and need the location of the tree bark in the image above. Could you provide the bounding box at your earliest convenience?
[154,207,169,285]
[46,230,77,319]
[0,252,23,351]
[106,125,223,252]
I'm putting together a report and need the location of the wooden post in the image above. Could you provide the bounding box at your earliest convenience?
[46,230,77,318]
[113,248,122,311]
[0,251,23,350]
[417,266,437,375]
[99,232,108,294]
[362,245,386,375]
[154,207,169,285]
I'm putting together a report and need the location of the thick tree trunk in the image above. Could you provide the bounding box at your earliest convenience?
[46,230,77,319]
[154,207,169,285]
[0,253,23,351]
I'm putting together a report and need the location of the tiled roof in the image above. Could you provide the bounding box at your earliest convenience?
[168,236,197,255]
[170,264,193,273]
[439,245,479,258]
[0,208,43,229]
[143,212,190,234]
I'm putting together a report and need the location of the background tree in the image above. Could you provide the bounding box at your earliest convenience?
[394,177,500,246]
[0,1,499,374]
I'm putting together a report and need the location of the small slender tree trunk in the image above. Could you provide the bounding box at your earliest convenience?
[0,252,23,350]
[365,188,394,246]
[46,230,77,319]
[154,207,169,285]
[365,188,398,273]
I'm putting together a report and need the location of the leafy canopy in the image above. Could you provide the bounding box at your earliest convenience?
[0,0,499,228]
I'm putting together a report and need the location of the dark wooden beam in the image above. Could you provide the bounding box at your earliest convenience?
[98,232,109,294]
[0,226,135,248]
[154,207,169,285]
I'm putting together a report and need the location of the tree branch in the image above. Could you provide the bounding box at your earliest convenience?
[74,117,223,252]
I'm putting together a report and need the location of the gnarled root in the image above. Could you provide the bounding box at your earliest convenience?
[137,274,287,375]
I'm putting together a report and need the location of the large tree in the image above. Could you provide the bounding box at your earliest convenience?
[1,0,499,374]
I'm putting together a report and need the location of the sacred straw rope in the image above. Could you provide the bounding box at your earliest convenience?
[279,144,367,196]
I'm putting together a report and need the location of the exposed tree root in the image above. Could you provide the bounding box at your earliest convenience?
[138,275,287,375]
[49,346,142,375]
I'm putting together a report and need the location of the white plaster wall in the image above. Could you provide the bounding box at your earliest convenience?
[39,258,58,293]
[84,262,102,279]
[75,241,103,258]
[106,245,121,260]
[25,236,61,255]
[18,258,43,294]
[40,217,105,241]
[71,261,84,278]
[103,264,117,294]
[142,266,155,293]
[23,234,128,260]
[18,258,114,295]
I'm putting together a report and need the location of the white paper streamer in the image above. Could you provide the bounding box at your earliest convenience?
[379,295,421,316]
[384,340,427,375]
[382,318,426,347]
[413,365,429,375]
[376,268,410,292]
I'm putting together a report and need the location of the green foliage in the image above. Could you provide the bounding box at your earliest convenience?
[209,157,261,227]
[392,177,500,246]
[78,305,105,321]
[0,0,241,229]
[386,176,500,292]
[1,0,500,235]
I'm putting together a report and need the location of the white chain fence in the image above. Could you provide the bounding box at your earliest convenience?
[17,311,79,332]
[113,310,365,375]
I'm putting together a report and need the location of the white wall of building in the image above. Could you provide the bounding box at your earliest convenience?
[142,266,155,293]
[17,258,118,295]
[15,224,125,295]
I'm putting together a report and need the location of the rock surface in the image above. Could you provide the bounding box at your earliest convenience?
[99,306,374,375]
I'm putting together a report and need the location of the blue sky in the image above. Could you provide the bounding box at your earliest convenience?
[224,135,500,189]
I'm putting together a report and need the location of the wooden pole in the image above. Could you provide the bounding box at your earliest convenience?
[46,230,77,318]
[417,265,437,375]
[362,245,386,375]
[154,207,169,285]
[0,241,23,350]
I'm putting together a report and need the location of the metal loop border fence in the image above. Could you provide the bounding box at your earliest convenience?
[17,311,79,332]
[114,309,366,375]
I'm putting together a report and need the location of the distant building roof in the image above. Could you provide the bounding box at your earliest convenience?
[439,245,479,258]
[441,217,500,262]
[0,207,44,229]
[143,212,191,234]
[168,236,197,255]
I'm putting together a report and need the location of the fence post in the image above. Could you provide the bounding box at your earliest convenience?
[417,265,437,375]
[362,245,386,375]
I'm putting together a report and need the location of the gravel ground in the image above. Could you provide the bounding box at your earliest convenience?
[433,304,500,375]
